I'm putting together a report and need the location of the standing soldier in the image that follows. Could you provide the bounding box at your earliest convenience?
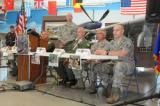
[58,13,77,47]
[93,24,135,104]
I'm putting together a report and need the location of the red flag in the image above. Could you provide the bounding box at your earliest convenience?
[4,0,14,11]
[34,0,44,9]
[48,1,57,15]
[73,0,76,6]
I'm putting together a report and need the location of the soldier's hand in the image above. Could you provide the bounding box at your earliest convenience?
[95,50,107,55]
[41,31,48,40]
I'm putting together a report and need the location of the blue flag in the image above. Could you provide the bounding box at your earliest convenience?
[153,27,160,74]
[153,29,160,63]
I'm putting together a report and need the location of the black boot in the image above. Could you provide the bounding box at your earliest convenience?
[59,78,68,86]
[66,79,77,87]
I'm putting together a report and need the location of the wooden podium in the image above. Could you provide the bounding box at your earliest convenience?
[18,34,48,84]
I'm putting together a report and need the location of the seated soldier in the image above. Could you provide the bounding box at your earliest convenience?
[88,29,111,95]
[54,27,90,87]
[91,24,135,104]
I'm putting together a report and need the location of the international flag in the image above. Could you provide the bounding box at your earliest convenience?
[66,0,70,6]
[73,0,83,6]
[4,0,14,11]
[74,3,82,13]
[121,0,147,15]
[25,1,31,17]
[73,0,76,6]
[153,27,160,75]
[15,0,27,35]
[34,0,44,9]
[76,0,83,3]
[48,1,57,15]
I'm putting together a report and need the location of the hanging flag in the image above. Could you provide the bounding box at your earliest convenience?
[73,0,76,6]
[4,0,14,11]
[34,0,44,9]
[153,27,160,75]
[121,0,147,15]
[15,0,27,35]
[76,0,83,3]
[42,0,48,9]
[66,0,70,6]
[25,1,31,17]
[74,3,82,13]
[48,1,57,15]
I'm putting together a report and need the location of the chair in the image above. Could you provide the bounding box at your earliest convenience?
[83,62,90,84]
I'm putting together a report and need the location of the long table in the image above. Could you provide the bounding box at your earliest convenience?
[28,52,119,60]
[17,52,118,84]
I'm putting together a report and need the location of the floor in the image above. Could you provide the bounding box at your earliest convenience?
[0,64,159,106]
[0,91,89,106]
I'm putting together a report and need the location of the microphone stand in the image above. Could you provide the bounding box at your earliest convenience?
[113,93,160,106]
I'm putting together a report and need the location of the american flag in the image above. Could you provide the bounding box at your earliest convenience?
[15,0,27,35]
[34,0,44,9]
[121,0,147,15]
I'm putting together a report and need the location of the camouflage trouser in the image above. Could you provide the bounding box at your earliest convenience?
[72,61,88,79]
[112,61,135,88]
[89,61,114,87]
[89,61,135,87]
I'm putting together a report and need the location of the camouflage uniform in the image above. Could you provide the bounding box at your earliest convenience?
[58,22,77,44]
[65,38,90,80]
[53,22,77,85]
[55,38,90,86]
[110,36,135,88]
[89,37,135,93]
[89,40,111,86]
[65,38,90,53]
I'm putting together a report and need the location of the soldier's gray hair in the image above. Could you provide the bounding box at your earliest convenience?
[77,27,85,32]
[96,29,106,36]
[114,23,124,30]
